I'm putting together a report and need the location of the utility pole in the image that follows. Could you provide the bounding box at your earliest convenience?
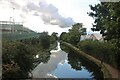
[9,17,12,32]
[13,8,15,22]
[13,8,15,32]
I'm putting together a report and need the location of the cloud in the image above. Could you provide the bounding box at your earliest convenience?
[2,0,21,9]
[26,2,39,11]
[0,0,75,28]
[25,1,75,28]
[10,1,20,9]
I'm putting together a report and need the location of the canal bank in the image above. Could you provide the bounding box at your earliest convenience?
[32,42,103,79]
[61,41,112,78]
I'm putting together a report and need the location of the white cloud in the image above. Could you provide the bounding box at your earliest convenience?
[24,1,75,28]
[0,0,100,34]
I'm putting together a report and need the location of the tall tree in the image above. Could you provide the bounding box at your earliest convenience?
[68,23,86,45]
[39,32,50,49]
[59,32,69,42]
[51,32,58,40]
[60,23,86,45]
[49,32,58,44]
[88,2,120,69]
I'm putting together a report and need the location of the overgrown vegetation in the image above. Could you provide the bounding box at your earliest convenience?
[60,23,86,45]
[88,2,120,69]
[2,41,34,78]
[59,19,118,71]
[60,2,120,70]
[77,40,117,68]
[2,31,58,79]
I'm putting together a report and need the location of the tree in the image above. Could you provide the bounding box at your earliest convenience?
[51,32,58,40]
[59,32,70,42]
[39,32,50,49]
[68,50,82,70]
[50,32,58,44]
[60,23,86,45]
[68,23,86,45]
[2,41,34,78]
[88,2,120,69]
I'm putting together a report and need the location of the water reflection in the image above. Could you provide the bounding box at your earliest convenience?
[33,51,51,68]
[33,42,58,68]
[32,50,67,78]
[50,44,93,78]
[68,50,82,71]
[60,43,104,79]
[32,42,103,79]
[50,42,61,52]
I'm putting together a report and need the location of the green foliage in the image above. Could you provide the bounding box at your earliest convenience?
[68,50,82,71]
[51,32,58,40]
[2,31,57,79]
[59,32,70,42]
[39,32,50,49]
[60,23,86,45]
[2,41,34,78]
[77,40,117,68]
[88,2,120,69]
[50,32,58,44]
[68,23,86,45]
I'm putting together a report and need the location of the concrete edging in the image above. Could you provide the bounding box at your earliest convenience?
[61,41,112,78]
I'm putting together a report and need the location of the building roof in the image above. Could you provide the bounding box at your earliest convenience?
[90,33,102,40]
[80,33,103,41]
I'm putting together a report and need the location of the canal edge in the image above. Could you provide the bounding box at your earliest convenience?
[61,41,112,78]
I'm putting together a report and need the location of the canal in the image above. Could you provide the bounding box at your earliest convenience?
[32,42,103,79]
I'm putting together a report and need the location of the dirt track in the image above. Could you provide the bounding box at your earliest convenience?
[103,63,120,78]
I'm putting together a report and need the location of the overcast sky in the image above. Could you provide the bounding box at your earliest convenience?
[0,0,100,35]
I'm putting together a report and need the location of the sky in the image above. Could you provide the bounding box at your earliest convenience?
[0,0,100,35]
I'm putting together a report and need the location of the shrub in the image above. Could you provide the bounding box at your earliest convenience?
[77,40,117,68]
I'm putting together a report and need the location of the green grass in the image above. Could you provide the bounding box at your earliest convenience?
[2,32,40,40]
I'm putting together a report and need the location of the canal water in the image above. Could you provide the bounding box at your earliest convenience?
[32,42,103,79]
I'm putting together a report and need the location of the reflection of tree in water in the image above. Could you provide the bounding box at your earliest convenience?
[68,50,82,70]
[60,43,104,80]
[34,51,51,68]
[38,51,51,63]
[36,42,58,64]
[77,55,104,80]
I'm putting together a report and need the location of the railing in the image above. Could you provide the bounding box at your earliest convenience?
[0,21,23,25]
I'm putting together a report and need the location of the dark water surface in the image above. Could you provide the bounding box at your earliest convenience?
[32,42,103,79]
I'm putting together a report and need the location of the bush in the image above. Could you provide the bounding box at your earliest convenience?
[77,40,117,68]
[2,41,34,78]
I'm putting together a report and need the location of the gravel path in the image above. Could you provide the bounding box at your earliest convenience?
[103,63,120,78]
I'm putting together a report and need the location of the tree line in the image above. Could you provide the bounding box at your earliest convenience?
[2,32,58,79]
[88,2,120,69]
[59,23,86,45]
[60,1,119,70]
